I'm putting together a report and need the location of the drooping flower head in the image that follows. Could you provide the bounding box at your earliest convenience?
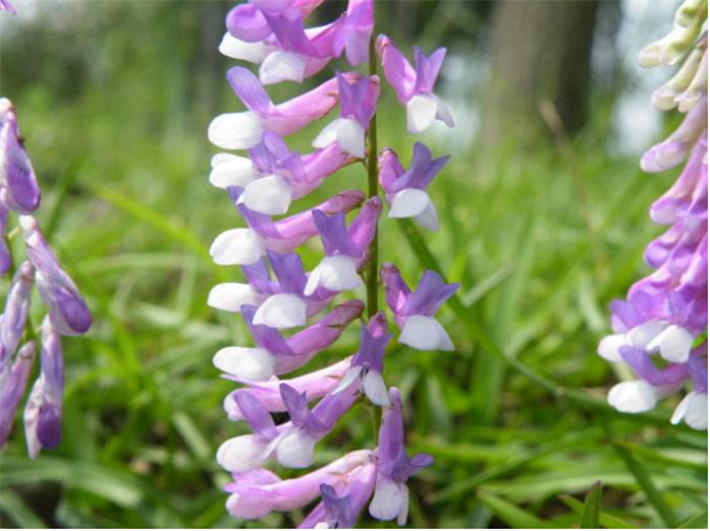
[598,1,708,430]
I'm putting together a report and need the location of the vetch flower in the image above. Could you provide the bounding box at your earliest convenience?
[19,215,92,336]
[223,449,374,519]
[0,341,35,448]
[313,72,380,158]
[381,263,457,351]
[24,317,63,458]
[208,66,342,150]
[213,300,363,381]
[304,197,381,296]
[334,312,392,406]
[379,142,449,231]
[0,261,34,360]
[375,35,454,134]
[0,98,41,214]
[368,388,432,524]
[209,189,364,265]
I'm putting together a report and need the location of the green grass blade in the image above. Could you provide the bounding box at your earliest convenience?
[0,490,47,528]
[611,441,677,527]
[677,510,708,528]
[477,490,547,528]
[559,495,634,528]
[579,481,602,528]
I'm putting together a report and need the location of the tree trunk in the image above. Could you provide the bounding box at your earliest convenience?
[482,0,601,150]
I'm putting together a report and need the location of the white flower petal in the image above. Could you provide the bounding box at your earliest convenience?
[219,32,275,63]
[335,118,365,158]
[388,188,430,219]
[646,324,694,363]
[369,477,404,521]
[627,320,666,348]
[399,315,454,351]
[597,333,629,363]
[312,119,341,149]
[276,430,315,468]
[259,51,307,85]
[217,434,268,472]
[673,391,708,430]
[213,346,275,381]
[238,174,292,215]
[435,96,455,127]
[208,111,264,150]
[253,293,307,329]
[414,201,439,231]
[332,366,363,394]
[397,484,410,526]
[209,153,259,189]
[303,255,363,296]
[683,392,708,430]
[209,228,265,266]
[363,370,390,406]
[208,283,262,312]
[406,94,438,134]
[607,380,658,413]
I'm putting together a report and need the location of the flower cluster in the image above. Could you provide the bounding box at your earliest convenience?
[207,0,457,526]
[0,98,92,457]
[598,0,707,430]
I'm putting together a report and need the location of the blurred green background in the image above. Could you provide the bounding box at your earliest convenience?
[0,0,707,528]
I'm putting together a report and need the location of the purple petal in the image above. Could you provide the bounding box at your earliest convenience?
[312,209,361,257]
[227,66,273,114]
[242,304,293,355]
[347,196,381,257]
[268,250,306,294]
[0,341,35,449]
[380,263,411,315]
[413,46,446,95]
[619,345,690,387]
[378,148,405,196]
[226,3,271,42]
[376,35,416,103]
[402,270,458,317]
[352,312,391,372]
[0,101,41,213]
[235,390,278,439]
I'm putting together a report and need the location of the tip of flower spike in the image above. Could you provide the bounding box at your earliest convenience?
[0,97,12,115]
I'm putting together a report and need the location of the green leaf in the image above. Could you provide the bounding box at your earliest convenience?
[477,490,547,528]
[677,510,708,528]
[611,441,677,527]
[579,481,602,528]
[0,490,47,528]
[559,495,634,528]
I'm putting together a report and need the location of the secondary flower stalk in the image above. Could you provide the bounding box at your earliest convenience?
[207,0,458,525]
[598,2,708,430]
[0,98,92,456]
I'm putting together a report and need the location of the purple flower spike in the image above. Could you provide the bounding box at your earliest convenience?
[208,67,340,150]
[379,142,449,231]
[0,98,41,214]
[0,261,34,363]
[24,317,64,458]
[376,35,454,134]
[304,197,381,297]
[19,216,92,336]
[369,387,432,525]
[223,358,352,421]
[0,341,35,450]
[381,263,458,351]
[224,449,374,519]
[213,300,364,382]
[0,0,16,13]
[313,73,379,159]
[211,189,364,267]
[335,312,392,406]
